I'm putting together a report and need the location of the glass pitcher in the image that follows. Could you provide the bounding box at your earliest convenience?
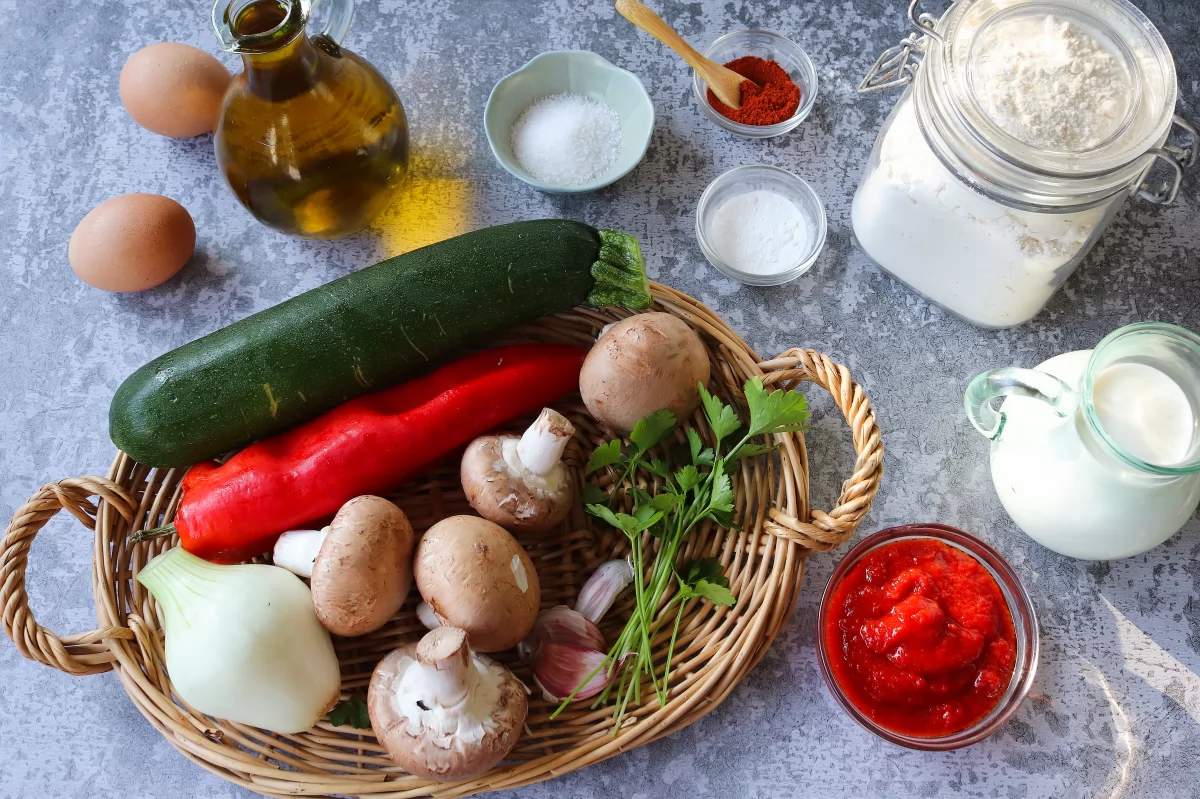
[212,0,408,239]
[965,323,1200,560]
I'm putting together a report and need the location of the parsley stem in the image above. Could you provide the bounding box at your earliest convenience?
[662,594,686,692]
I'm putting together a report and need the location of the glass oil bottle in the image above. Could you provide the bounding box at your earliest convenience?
[213,0,408,238]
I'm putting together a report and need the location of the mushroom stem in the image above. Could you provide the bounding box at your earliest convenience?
[272,527,329,578]
[414,627,474,707]
[514,408,576,476]
[416,602,442,630]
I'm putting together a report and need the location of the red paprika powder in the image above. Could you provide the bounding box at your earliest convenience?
[707,56,801,126]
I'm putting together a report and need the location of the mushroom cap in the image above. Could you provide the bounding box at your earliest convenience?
[311,496,415,637]
[580,312,711,434]
[414,516,540,652]
[368,628,528,782]
[460,436,573,536]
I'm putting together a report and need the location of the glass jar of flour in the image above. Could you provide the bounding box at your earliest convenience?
[852,0,1195,328]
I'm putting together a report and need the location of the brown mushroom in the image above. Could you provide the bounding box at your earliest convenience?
[368,626,527,782]
[414,516,540,652]
[272,495,414,637]
[579,312,711,433]
[461,407,576,536]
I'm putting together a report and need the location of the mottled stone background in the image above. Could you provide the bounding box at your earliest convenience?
[2,0,1199,797]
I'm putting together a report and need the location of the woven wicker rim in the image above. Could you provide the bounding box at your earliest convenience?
[1,283,883,798]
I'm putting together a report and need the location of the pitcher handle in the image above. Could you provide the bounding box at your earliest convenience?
[310,0,353,44]
[964,367,1077,441]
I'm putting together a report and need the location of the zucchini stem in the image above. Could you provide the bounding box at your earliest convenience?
[590,229,652,310]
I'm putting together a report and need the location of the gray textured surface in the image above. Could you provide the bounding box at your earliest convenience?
[2,0,1199,797]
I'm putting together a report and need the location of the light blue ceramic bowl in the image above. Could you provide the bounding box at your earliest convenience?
[484,51,654,194]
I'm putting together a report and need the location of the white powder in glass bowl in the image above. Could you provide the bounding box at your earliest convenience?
[511,93,621,186]
[708,190,810,276]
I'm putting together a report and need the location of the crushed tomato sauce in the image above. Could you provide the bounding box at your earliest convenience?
[823,537,1017,738]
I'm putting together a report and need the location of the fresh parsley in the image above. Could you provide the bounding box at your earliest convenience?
[557,379,810,729]
[328,697,371,729]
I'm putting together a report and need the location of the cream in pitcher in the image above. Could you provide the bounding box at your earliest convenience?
[965,323,1200,560]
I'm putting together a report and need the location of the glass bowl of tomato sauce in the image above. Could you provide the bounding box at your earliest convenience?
[817,524,1039,750]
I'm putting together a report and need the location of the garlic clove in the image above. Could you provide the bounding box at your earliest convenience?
[531,642,613,703]
[574,559,635,624]
[518,605,605,661]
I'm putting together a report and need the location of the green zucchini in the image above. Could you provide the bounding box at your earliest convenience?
[110,220,650,467]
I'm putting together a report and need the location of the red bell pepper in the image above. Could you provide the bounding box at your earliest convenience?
[137,343,585,563]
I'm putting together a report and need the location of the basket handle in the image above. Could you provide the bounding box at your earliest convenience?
[1,476,138,675]
[757,349,884,554]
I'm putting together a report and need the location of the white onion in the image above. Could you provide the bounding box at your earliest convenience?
[136,548,341,733]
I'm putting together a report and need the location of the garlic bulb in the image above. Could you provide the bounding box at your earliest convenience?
[136,547,341,733]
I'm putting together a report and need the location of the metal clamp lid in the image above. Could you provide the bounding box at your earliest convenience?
[1137,115,1198,205]
[858,0,943,93]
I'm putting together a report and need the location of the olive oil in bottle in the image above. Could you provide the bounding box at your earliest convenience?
[213,0,408,239]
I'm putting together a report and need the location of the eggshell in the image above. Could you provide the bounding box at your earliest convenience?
[120,43,232,138]
[68,194,196,293]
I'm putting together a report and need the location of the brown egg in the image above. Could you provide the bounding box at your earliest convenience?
[120,43,232,138]
[68,194,196,293]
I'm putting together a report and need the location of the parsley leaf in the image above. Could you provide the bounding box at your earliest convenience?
[588,504,662,537]
[699,383,742,444]
[684,557,725,584]
[650,493,681,513]
[587,439,624,473]
[644,458,671,479]
[678,558,736,607]
[673,464,701,494]
[633,504,663,528]
[709,507,739,530]
[587,503,627,532]
[630,410,677,454]
[706,461,735,517]
[581,482,608,506]
[726,441,777,463]
[745,377,810,437]
[329,698,371,729]
[691,579,736,606]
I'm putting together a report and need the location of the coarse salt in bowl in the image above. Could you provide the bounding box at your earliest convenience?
[695,165,827,286]
[510,93,622,187]
[484,51,655,194]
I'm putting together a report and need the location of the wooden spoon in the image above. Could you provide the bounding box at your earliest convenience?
[615,0,751,109]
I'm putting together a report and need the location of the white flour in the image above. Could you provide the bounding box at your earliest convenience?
[708,190,809,275]
[971,15,1132,151]
[850,12,1135,327]
[851,98,1108,327]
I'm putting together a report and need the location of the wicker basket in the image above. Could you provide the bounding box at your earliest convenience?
[1,283,883,798]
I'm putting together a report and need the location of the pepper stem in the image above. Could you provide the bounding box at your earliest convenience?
[130,523,177,543]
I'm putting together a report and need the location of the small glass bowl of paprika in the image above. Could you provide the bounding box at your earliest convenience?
[691,29,818,138]
[817,524,1039,750]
